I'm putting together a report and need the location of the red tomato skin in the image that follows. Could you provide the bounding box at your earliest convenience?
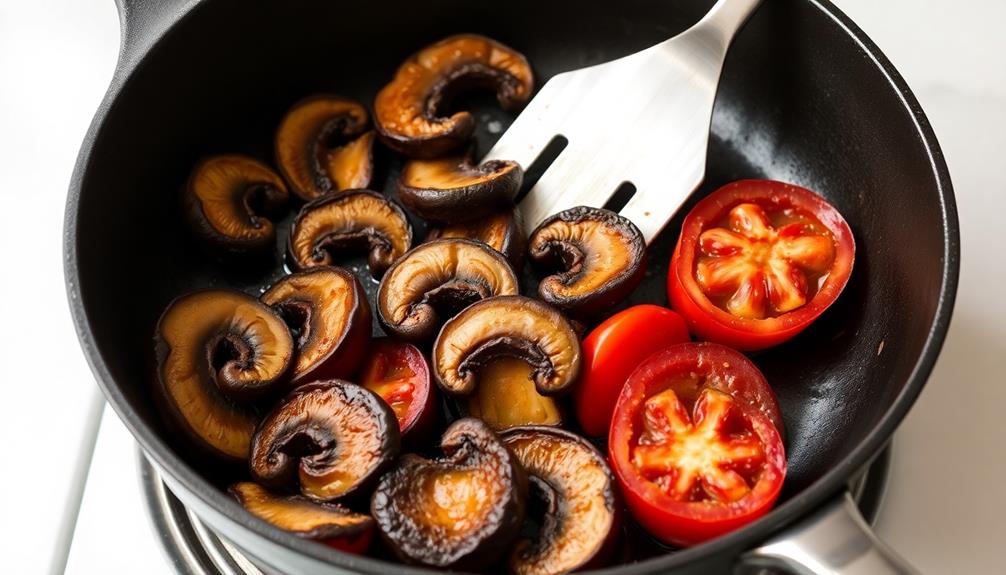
[574,305,690,437]
[608,343,787,547]
[323,525,374,554]
[358,338,437,446]
[667,180,855,351]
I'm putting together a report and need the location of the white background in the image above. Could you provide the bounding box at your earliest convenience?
[1,0,1004,573]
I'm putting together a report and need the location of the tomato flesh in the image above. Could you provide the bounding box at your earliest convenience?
[668,180,854,351]
[696,203,835,319]
[609,342,786,546]
[574,305,690,437]
[358,338,434,439]
[633,388,765,504]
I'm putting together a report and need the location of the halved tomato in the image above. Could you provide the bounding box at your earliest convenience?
[574,305,690,436]
[358,338,436,442]
[668,179,854,351]
[609,342,785,546]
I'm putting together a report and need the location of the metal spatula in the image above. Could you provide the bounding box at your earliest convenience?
[483,0,761,243]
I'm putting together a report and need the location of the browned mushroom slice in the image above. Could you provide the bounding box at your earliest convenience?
[250,380,400,501]
[378,239,519,343]
[502,427,617,575]
[275,96,374,200]
[230,482,374,543]
[371,418,527,569]
[399,149,522,224]
[261,267,372,384]
[374,34,534,158]
[154,290,294,462]
[288,190,412,278]
[466,358,561,431]
[184,155,289,255]
[427,207,526,269]
[529,206,646,317]
[433,296,581,397]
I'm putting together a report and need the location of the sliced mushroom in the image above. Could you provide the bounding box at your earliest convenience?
[466,358,561,431]
[433,296,581,397]
[275,95,374,200]
[377,239,519,343]
[183,155,289,255]
[230,482,374,548]
[261,267,371,384]
[154,290,294,462]
[427,206,526,270]
[374,34,534,157]
[371,418,527,569]
[502,427,617,575]
[529,206,646,317]
[288,190,412,279]
[250,380,400,501]
[399,148,522,224]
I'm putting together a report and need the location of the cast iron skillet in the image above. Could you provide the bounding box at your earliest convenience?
[64,0,959,573]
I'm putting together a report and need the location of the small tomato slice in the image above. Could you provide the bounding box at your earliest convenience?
[324,526,374,554]
[668,180,854,350]
[358,338,435,441]
[574,305,690,436]
[609,343,786,546]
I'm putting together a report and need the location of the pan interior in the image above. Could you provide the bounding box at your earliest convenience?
[71,0,950,568]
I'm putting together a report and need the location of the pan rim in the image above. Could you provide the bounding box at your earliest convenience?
[63,0,960,572]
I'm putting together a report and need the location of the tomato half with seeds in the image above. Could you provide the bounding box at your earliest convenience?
[574,305,690,437]
[609,343,786,546]
[668,180,854,351]
[358,338,435,442]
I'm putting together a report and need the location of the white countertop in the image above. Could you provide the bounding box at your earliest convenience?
[1,0,1003,573]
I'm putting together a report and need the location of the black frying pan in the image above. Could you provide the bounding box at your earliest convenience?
[64,0,959,573]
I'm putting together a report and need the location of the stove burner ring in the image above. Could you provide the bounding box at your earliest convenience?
[140,445,892,575]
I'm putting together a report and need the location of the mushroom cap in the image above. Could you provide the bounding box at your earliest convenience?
[371,418,527,569]
[377,239,519,343]
[275,95,374,200]
[374,34,534,158]
[288,189,413,279]
[184,155,289,255]
[154,289,294,462]
[261,267,372,383]
[432,295,581,397]
[529,206,647,317]
[502,427,617,575]
[426,206,526,270]
[250,380,400,501]
[399,149,523,224]
[230,482,374,541]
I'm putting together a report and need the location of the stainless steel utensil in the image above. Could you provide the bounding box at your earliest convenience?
[485,0,760,242]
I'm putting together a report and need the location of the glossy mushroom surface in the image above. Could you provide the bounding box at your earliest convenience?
[502,427,617,575]
[250,380,400,501]
[374,34,534,157]
[399,149,522,224]
[433,296,581,397]
[288,190,412,279]
[230,482,374,543]
[377,239,519,343]
[371,418,527,569]
[529,206,646,317]
[183,155,289,255]
[466,358,562,431]
[426,206,526,269]
[154,290,294,462]
[275,95,374,200]
[261,267,371,383]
